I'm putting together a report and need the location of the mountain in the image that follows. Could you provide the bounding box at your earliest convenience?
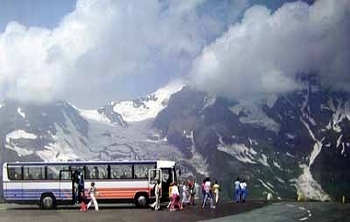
[0,79,349,201]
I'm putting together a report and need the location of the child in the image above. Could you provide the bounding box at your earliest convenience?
[87,182,99,211]
[80,191,87,212]
[212,181,220,205]
[166,182,174,209]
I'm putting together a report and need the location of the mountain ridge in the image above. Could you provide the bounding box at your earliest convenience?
[0,80,349,201]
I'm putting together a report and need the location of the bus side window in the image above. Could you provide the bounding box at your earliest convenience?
[47,165,62,180]
[110,164,132,179]
[8,166,22,180]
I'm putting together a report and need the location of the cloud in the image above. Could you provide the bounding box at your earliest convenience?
[190,0,350,100]
[0,0,248,107]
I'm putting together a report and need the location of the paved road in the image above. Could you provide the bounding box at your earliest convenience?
[0,201,349,222]
[0,201,266,222]
[203,202,350,222]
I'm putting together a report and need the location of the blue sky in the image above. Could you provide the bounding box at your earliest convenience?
[0,0,75,31]
[0,1,315,33]
[0,0,348,108]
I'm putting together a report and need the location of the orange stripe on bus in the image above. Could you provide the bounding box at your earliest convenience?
[86,187,150,199]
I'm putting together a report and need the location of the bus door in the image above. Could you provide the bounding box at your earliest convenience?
[71,167,84,203]
[59,170,74,203]
[160,168,173,200]
[148,169,161,198]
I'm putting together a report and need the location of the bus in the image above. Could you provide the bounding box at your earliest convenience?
[2,160,179,209]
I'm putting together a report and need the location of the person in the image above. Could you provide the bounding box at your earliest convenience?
[240,179,247,202]
[169,182,181,211]
[77,172,84,202]
[74,181,79,204]
[201,179,206,206]
[234,177,241,203]
[212,181,220,205]
[87,182,99,211]
[80,191,87,212]
[188,180,196,205]
[202,178,215,209]
[150,180,161,211]
[180,182,190,210]
[166,182,174,209]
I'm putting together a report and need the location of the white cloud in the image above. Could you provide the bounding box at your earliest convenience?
[190,0,350,100]
[0,0,248,107]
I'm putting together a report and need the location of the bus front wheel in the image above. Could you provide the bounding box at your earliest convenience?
[134,193,148,208]
[40,194,56,209]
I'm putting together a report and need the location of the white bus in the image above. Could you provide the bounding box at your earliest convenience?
[2,160,178,209]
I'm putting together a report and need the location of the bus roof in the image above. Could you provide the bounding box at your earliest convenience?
[4,160,176,167]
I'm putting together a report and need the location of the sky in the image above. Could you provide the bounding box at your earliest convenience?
[0,0,348,108]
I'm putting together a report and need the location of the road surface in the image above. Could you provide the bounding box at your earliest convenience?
[0,201,349,222]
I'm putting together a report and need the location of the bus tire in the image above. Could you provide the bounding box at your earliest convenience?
[134,192,149,208]
[40,193,56,209]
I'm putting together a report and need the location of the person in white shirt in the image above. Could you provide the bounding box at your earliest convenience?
[87,182,99,211]
[201,178,215,209]
[150,180,161,211]
[180,182,190,210]
[169,182,180,211]
[234,177,241,203]
[240,179,247,202]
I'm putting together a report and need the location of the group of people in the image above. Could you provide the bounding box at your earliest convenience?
[168,180,197,211]
[234,177,247,203]
[79,182,100,212]
[150,177,221,211]
[80,176,248,212]
[201,178,220,209]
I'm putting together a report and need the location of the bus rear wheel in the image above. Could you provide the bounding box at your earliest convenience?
[40,194,56,209]
[134,193,148,208]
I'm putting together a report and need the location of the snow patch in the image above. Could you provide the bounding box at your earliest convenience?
[202,95,216,110]
[326,99,350,132]
[294,164,331,201]
[5,130,38,156]
[309,140,324,167]
[17,108,25,118]
[336,134,343,148]
[229,100,280,133]
[257,179,275,193]
[286,133,296,139]
[79,109,111,123]
[185,131,210,176]
[217,143,256,164]
[275,176,285,184]
[273,161,282,170]
[6,130,37,143]
[217,136,270,167]
[112,81,184,122]
[265,94,278,108]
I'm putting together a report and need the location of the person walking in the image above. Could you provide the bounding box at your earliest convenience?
[201,178,215,209]
[234,177,241,203]
[201,179,206,206]
[169,182,180,211]
[180,182,190,210]
[87,182,99,211]
[212,181,220,205]
[240,179,247,202]
[188,180,196,205]
[166,182,174,209]
[150,180,161,211]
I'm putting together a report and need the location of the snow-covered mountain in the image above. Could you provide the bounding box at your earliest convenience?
[0,79,349,201]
